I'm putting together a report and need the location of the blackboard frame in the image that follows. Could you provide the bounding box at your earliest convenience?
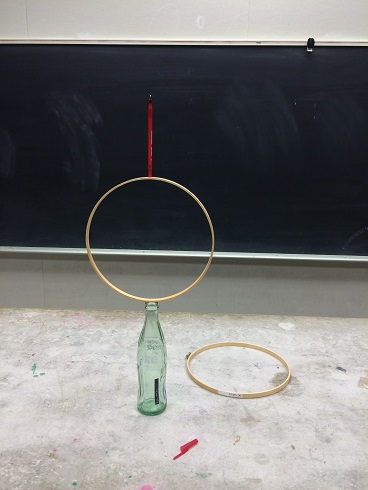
[1,43,368,258]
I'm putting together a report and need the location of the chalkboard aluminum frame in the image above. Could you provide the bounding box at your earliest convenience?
[0,42,368,261]
[0,247,367,264]
[1,40,368,46]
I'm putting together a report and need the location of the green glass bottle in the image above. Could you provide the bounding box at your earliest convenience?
[137,302,167,415]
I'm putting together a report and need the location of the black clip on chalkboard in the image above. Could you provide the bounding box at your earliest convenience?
[307,38,315,52]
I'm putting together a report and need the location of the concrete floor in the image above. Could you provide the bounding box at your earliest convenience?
[0,308,367,489]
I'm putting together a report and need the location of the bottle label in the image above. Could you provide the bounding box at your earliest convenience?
[155,378,159,404]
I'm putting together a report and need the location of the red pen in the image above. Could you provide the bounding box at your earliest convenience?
[148,95,153,177]
[173,439,198,460]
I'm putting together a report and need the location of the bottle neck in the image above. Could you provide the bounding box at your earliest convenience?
[144,301,160,325]
[140,301,164,342]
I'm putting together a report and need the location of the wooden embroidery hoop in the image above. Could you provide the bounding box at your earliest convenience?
[85,176,215,302]
[186,341,291,398]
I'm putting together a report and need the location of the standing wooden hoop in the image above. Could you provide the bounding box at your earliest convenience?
[186,341,291,398]
[85,176,215,302]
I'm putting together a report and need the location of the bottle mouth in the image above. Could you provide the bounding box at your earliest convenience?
[145,301,159,310]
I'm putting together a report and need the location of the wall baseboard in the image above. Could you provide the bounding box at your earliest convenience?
[1,254,367,317]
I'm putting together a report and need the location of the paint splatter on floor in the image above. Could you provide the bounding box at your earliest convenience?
[233,435,241,445]
[195,473,210,479]
[31,363,45,378]
[358,375,368,389]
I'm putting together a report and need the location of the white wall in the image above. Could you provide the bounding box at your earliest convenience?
[0,0,367,43]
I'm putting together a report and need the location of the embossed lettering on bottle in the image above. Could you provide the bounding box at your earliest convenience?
[137,302,167,415]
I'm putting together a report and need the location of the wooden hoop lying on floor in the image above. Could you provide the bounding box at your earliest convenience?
[85,176,215,302]
[186,341,291,398]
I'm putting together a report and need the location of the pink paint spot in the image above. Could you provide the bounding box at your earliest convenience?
[140,486,154,490]
[76,321,88,328]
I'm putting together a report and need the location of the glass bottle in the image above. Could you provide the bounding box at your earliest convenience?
[137,302,167,415]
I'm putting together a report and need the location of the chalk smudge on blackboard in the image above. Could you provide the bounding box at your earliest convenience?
[47,90,102,192]
[0,128,16,178]
[215,80,301,174]
[342,226,368,250]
